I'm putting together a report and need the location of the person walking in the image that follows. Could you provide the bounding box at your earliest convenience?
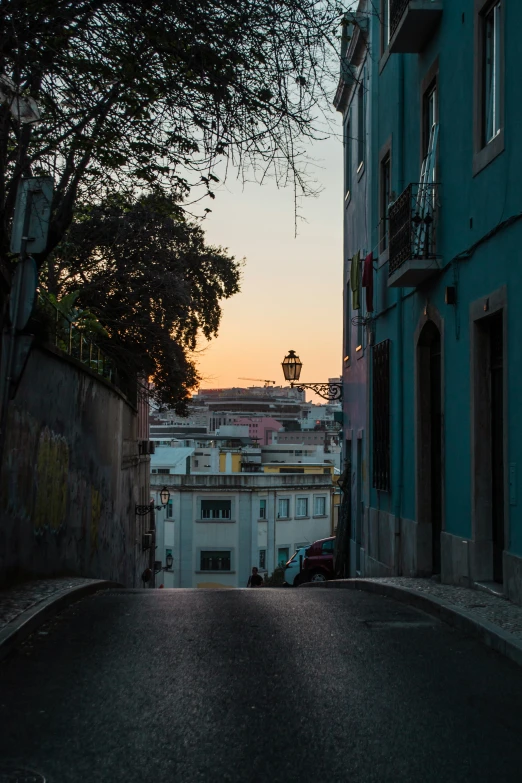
[247,566,264,587]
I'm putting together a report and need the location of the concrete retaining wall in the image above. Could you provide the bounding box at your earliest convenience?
[0,345,149,587]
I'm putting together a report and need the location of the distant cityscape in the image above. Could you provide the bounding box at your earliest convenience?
[149,384,342,588]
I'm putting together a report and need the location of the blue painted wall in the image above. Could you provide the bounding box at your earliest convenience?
[342,0,522,567]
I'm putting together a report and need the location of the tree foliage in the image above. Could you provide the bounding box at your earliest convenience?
[44,194,242,410]
[0,0,343,264]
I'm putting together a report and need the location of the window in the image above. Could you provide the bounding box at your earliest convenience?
[259,499,267,519]
[157,468,169,475]
[296,497,309,518]
[372,339,391,491]
[484,2,502,144]
[422,81,438,183]
[166,500,173,519]
[278,547,290,566]
[259,549,266,570]
[278,498,290,518]
[381,0,390,54]
[357,288,364,351]
[473,1,504,174]
[200,550,231,571]
[322,539,335,554]
[344,115,352,198]
[194,459,199,467]
[314,496,326,516]
[201,499,232,520]
[345,282,351,364]
[380,152,391,253]
[357,78,365,170]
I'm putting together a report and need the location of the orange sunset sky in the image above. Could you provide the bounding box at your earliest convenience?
[195,131,344,401]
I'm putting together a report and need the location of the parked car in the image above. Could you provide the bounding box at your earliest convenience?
[283,546,308,586]
[300,536,336,583]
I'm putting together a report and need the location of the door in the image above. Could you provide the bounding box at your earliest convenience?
[417,320,442,575]
[430,332,442,574]
[490,312,504,583]
[356,438,363,573]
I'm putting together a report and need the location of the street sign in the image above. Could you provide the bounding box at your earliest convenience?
[10,176,54,255]
[9,256,37,331]
[0,332,34,400]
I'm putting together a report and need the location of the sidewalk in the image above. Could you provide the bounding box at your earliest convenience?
[0,577,120,660]
[303,576,522,667]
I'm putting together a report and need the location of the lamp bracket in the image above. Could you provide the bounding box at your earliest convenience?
[290,381,343,402]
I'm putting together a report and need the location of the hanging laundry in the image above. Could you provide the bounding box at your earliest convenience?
[362,251,374,312]
[350,251,361,310]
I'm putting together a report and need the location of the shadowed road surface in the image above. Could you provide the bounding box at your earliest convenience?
[1,588,522,782]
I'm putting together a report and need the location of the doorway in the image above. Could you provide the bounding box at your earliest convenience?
[417,320,442,575]
[472,304,506,585]
[489,312,505,583]
[356,438,363,574]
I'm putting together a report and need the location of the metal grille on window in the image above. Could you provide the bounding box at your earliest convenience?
[372,339,391,491]
[201,500,231,520]
[200,551,231,571]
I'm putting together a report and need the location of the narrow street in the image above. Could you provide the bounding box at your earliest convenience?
[1,588,522,782]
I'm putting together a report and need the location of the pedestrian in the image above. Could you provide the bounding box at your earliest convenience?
[247,566,264,588]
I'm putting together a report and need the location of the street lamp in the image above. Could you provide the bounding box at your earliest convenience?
[281,349,303,382]
[165,553,174,570]
[160,486,170,507]
[135,486,170,516]
[136,486,171,590]
[281,350,343,402]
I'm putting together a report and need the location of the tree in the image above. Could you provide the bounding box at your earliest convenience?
[0,0,344,269]
[42,194,241,411]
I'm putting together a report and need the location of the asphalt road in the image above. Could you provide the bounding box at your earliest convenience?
[1,588,522,783]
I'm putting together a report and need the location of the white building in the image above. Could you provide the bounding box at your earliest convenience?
[151,473,333,588]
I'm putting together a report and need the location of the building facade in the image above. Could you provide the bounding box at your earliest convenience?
[151,473,333,588]
[338,0,522,604]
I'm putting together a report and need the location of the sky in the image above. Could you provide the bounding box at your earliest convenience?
[194,129,344,402]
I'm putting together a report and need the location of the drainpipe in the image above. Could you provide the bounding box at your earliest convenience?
[394,54,405,576]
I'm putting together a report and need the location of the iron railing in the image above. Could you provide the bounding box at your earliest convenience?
[388,182,439,276]
[390,0,410,40]
[35,291,123,389]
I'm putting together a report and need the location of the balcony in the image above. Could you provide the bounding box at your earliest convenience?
[389,0,443,53]
[388,183,439,287]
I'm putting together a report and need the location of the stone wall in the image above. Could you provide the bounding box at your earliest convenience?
[0,345,149,587]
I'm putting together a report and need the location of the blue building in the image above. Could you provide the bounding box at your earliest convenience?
[336,0,522,604]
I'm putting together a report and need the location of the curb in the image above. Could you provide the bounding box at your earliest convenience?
[301,578,522,668]
[0,580,122,661]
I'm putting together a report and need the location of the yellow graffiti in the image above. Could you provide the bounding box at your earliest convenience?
[34,427,69,533]
[90,488,102,552]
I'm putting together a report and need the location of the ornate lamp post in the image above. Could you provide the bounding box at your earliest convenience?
[281,350,342,402]
[135,486,171,589]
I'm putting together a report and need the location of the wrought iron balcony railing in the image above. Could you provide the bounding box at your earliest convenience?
[390,0,410,40]
[388,183,439,277]
[389,0,443,53]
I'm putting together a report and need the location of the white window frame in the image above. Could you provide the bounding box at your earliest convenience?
[278,498,290,519]
[198,549,233,572]
[296,497,309,518]
[313,496,327,517]
[200,499,232,521]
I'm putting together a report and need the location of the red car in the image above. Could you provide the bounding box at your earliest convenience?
[300,536,336,583]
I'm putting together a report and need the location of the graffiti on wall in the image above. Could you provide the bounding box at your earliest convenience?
[34,426,70,534]
[90,487,102,554]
